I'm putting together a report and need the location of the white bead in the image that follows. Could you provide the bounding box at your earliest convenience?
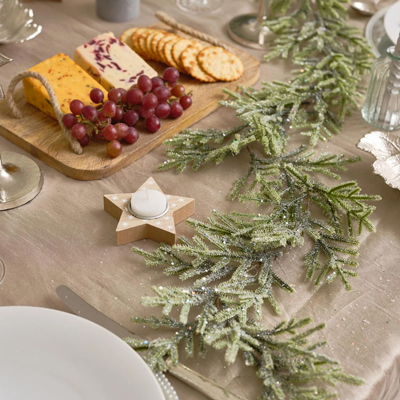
[155,372,179,400]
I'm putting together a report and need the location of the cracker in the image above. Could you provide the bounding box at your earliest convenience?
[197,46,243,82]
[172,39,195,73]
[150,31,168,62]
[157,33,179,64]
[163,37,183,70]
[146,30,167,60]
[181,44,216,82]
[120,27,138,49]
[136,29,156,59]
[131,28,153,57]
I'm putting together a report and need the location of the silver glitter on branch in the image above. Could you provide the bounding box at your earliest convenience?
[129,1,379,398]
[158,0,373,173]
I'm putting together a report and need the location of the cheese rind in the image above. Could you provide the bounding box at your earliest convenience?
[74,32,157,91]
[23,53,99,119]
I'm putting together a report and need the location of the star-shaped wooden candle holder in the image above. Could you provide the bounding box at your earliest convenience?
[104,177,195,245]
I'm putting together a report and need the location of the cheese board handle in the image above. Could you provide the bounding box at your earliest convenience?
[5,71,83,155]
[155,11,237,54]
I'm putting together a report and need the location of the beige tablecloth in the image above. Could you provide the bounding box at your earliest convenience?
[1,1,400,399]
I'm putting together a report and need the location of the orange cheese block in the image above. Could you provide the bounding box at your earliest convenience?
[23,53,100,120]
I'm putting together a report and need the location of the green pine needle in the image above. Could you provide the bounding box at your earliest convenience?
[128,1,377,398]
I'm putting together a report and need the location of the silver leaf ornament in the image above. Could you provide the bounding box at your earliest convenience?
[357,131,400,190]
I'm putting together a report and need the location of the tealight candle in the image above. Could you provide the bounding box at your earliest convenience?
[130,188,168,219]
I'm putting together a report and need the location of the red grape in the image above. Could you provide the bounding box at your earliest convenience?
[112,107,125,123]
[115,122,129,139]
[126,88,143,105]
[90,88,104,103]
[146,116,161,133]
[167,81,177,89]
[97,111,111,124]
[123,110,139,126]
[70,99,84,115]
[78,134,90,147]
[153,86,171,103]
[163,67,179,84]
[142,93,158,109]
[138,106,155,119]
[151,76,164,91]
[102,101,117,118]
[124,127,139,144]
[180,95,192,110]
[62,113,78,129]
[108,88,122,103]
[171,84,185,98]
[118,88,127,103]
[103,124,118,141]
[137,75,152,92]
[71,123,87,139]
[106,140,122,158]
[82,105,98,121]
[170,102,183,119]
[155,102,171,119]
[92,131,104,141]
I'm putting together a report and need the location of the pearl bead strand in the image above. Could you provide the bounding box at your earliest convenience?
[155,372,180,400]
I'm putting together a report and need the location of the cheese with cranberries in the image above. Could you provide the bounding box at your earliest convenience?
[74,32,157,91]
[23,53,99,119]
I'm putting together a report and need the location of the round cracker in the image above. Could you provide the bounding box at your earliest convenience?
[150,31,168,62]
[120,27,138,48]
[144,31,160,60]
[157,33,179,65]
[181,44,216,82]
[146,30,167,60]
[197,46,244,82]
[172,39,195,73]
[137,30,156,59]
[131,28,153,57]
[131,27,150,45]
[163,37,183,70]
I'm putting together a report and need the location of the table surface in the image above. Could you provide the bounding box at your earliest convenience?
[1,1,400,399]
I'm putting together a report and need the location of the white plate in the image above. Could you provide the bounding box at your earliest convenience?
[0,306,165,400]
[384,1,400,45]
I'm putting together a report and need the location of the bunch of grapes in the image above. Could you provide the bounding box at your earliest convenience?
[62,67,192,158]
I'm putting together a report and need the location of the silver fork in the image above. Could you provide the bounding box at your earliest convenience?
[0,52,13,100]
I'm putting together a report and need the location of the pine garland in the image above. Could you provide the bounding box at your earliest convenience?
[128,152,378,398]
[158,0,373,171]
[126,1,379,398]
[126,316,363,399]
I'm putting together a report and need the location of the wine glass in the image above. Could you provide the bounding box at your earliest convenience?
[0,151,43,211]
[228,0,270,49]
[0,55,43,209]
[176,0,223,14]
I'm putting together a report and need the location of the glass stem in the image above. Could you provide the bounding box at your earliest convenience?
[0,152,3,173]
[381,38,400,119]
[257,0,269,25]
[395,33,400,57]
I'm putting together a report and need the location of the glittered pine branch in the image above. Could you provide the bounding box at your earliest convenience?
[128,0,379,398]
[129,155,377,395]
[158,0,373,172]
[127,308,364,399]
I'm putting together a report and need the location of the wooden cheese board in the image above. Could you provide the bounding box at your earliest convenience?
[0,23,260,181]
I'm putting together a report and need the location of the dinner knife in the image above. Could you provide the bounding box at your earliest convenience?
[56,285,245,400]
